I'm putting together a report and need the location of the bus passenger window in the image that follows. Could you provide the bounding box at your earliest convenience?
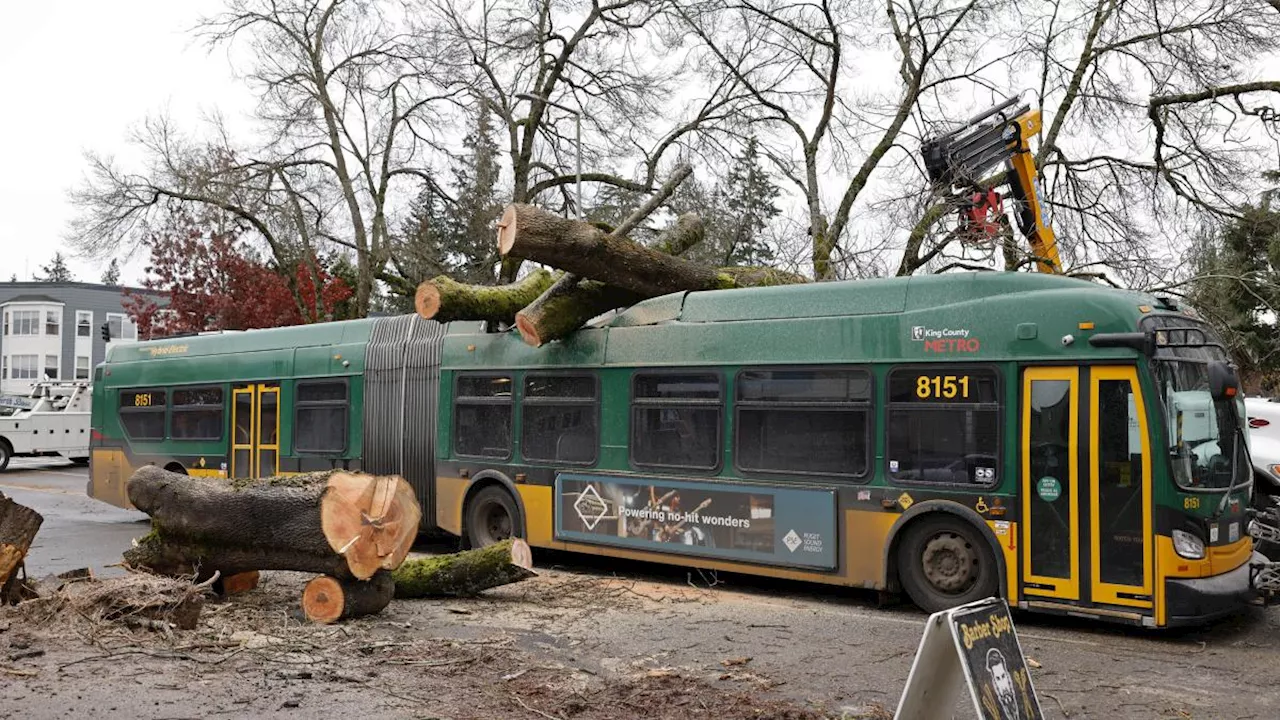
[119,390,167,440]
[631,372,721,471]
[736,367,870,478]
[887,368,1000,486]
[522,375,597,465]
[295,381,348,453]
[171,388,224,440]
[454,374,513,459]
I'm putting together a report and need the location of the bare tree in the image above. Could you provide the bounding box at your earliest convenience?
[69,0,460,315]
[422,0,751,279]
[898,0,1280,285]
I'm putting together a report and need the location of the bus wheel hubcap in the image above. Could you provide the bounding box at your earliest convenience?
[921,533,974,593]
[483,505,511,542]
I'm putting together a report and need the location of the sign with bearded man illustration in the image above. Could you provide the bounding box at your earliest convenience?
[893,597,1043,720]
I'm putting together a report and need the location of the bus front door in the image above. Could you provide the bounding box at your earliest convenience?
[1021,366,1153,613]
[231,383,281,479]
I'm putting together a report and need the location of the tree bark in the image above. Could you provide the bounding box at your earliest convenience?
[302,571,395,623]
[123,467,420,581]
[415,268,554,324]
[497,204,730,297]
[515,278,645,347]
[391,538,536,598]
[0,491,43,604]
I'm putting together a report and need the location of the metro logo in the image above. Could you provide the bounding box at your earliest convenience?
[924,338,981,353]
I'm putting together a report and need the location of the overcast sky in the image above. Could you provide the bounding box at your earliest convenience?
[0,1,249,285]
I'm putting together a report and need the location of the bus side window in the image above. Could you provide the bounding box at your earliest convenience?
[735,367,871,479]
[119,389,167,441]
[522,374,597,465]
[631,372,722,471]
[885,367,1001,486]
[171,387,224,441]
[295,380,349,453]
[454,374,513,459]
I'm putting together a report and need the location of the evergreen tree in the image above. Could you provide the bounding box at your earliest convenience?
[1186,205,1280,388]
[387,101,504,311]
[101,258,121,285]
[36,252,74,282]
[718,137,781,267]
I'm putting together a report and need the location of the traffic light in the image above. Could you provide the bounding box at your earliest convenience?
[100,322,110,343]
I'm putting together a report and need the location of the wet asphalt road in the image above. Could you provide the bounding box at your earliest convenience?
[5,462,1280,718]
[0,458,148,577]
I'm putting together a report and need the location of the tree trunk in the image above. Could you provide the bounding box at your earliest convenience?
[415,268,554,324]
[391,538,536,598]
[302,571,395,623]
[123,467,420,581]
[515,277,644,347]
[497,204,729,297]
[0,491,43,604]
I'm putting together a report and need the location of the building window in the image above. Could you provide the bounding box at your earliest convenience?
[171,387,224,440]
[295,380,348,453]
[45,311,59,336]
[631,372,722,471]
[44,355,58,380]
[735,367,872,479]
[522,374,598,465]
[8,355,38,380]
[1,356,6,379]
[77,311,92,337]
[119,389,167,440]
[453,374,513,459]
[886,367,1001,486]
[106,313,124,341]
[8,310,39,336]
[75,356,90,380]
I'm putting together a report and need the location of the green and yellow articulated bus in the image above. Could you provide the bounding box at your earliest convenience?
[88,272,1268,627]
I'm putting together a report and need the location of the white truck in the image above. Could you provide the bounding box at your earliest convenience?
[0,381,92,471]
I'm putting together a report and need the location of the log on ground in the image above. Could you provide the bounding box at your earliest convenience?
[122,467,421,580]
[415,268,555,324]
[1,491,43,605]
[392,538,536,598]
[302,571,395,623]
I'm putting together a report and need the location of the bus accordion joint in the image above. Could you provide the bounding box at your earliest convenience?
[1087,331,1155,355]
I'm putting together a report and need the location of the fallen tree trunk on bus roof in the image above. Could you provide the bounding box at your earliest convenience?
[391,538,535,598]
[122,466,421,581]
[1,491,44,605]
[415,268,555,325]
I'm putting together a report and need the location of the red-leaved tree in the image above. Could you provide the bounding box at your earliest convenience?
[124,220,352,340]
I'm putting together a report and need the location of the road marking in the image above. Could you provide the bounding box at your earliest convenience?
[0,481,79,496]
[22,469,89,479]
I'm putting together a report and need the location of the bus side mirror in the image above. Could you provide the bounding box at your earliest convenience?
[1208,361,1239,400]
[1088,330,1156,356]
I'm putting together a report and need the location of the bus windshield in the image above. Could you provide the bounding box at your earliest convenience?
[1145,318,1248,492]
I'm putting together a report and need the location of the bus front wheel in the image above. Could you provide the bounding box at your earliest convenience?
[0,441,10,472]
[465,485,522,548]
[897,516,998,613]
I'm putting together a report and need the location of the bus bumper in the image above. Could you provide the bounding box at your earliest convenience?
[1165,552,1266,627]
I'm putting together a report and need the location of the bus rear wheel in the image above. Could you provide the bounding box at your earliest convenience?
[465,485,521,548]
[897,516,998,613]
[0,441,10,472]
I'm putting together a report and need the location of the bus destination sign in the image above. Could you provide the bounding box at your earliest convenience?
[554,473,838,570]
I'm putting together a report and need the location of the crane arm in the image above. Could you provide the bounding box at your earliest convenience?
[920,95,1063,273]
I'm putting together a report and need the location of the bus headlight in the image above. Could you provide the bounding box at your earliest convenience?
[1172,529,1206,560]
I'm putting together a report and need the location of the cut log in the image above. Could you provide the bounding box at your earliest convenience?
[302,571,395,623]
[513,213,706,346]
[498,204,725,297]
[123,467,421,581]
[515,278,644,347]
[0,491,43,605]
[392,538,536,598]
[415,268,555,324]
[216,571,260,596]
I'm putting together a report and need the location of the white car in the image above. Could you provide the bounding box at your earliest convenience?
[0,381,92,471]
[1246,396,1280,498]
